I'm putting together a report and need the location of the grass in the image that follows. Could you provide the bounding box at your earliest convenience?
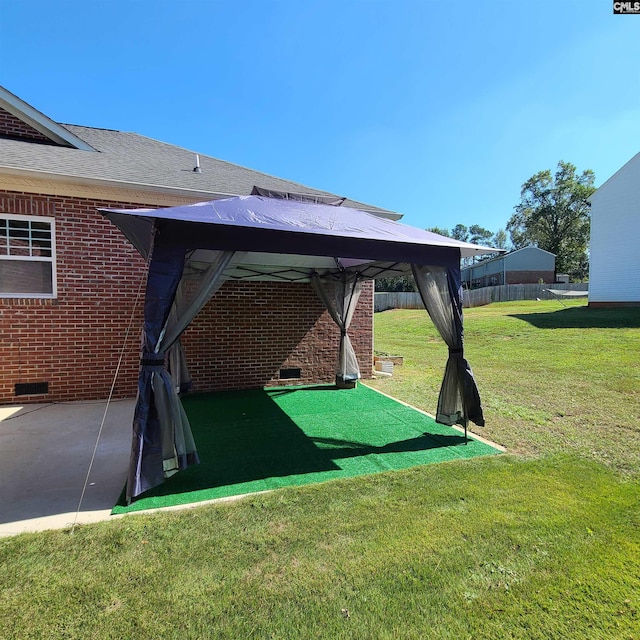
[369,300,640,477]
[1,300,639,639]
[1,456,638,639]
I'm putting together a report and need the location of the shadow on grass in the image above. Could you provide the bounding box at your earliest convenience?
[510,306,640,329]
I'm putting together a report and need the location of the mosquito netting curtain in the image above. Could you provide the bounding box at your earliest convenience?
[127,239,234,501]
[412,264,485,433]
[311,272,363,387]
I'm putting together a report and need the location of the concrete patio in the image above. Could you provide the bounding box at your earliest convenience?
[0,398,135,537]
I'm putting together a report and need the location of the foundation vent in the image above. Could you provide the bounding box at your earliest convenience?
[15,382,49,396]
[279,368,301,380]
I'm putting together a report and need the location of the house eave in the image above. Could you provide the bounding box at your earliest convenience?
[0,165,403,219]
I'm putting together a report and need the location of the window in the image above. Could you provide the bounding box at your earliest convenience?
[0,214,57,297]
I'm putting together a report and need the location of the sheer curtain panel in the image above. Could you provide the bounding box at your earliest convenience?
[411,263,485,430]
[311,272,363,388]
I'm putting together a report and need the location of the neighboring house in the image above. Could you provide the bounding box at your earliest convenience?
[0,86,400,403]
[461,246,556,289]
[588,152,640,307]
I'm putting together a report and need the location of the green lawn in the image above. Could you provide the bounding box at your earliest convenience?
[1,300,639,639]
[369,300,640,477]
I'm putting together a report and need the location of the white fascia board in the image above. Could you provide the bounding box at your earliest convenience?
[0,86,96,152]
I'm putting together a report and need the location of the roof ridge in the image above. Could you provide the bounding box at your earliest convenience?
[60,123,121,133]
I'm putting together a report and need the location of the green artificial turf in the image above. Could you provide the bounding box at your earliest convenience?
[113,383,500,514]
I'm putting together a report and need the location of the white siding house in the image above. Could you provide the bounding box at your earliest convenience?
[589,152,640,306]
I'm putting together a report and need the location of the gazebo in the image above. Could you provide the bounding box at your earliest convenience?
[102,194,499,501]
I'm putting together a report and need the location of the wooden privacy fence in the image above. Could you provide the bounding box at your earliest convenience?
[374,283,589,312]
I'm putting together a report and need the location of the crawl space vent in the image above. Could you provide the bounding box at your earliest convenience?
[15,382,49,396]
[279,368,301,380]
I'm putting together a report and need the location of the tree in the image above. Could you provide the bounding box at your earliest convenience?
[465,225,495,265]
[427,226,451,237]
[451,224,469,242]
[468,224,493,246]
[492,229,509,250]
[426,223,509,266]
[507,161,595,280]
[375,275,415,292]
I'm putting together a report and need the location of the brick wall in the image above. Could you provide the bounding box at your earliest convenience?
[0,189,374,403]
[0,191,148,403]
[183,280,373,391]
[505,270,555,285]
[0,108,55,144]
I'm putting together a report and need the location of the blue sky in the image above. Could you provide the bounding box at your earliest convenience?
[1,0,638,235]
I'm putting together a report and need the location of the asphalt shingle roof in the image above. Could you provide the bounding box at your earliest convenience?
[0,121,398,217]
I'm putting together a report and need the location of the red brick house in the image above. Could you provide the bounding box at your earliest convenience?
[0,86,399,404]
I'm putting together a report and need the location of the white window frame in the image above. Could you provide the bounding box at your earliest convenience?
[0,213,57,298]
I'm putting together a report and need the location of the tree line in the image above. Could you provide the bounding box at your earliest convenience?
[427,224,509,252]
[376,160,595,291]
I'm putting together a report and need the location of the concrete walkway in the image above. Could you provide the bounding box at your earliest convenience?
[0,398,134,537]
